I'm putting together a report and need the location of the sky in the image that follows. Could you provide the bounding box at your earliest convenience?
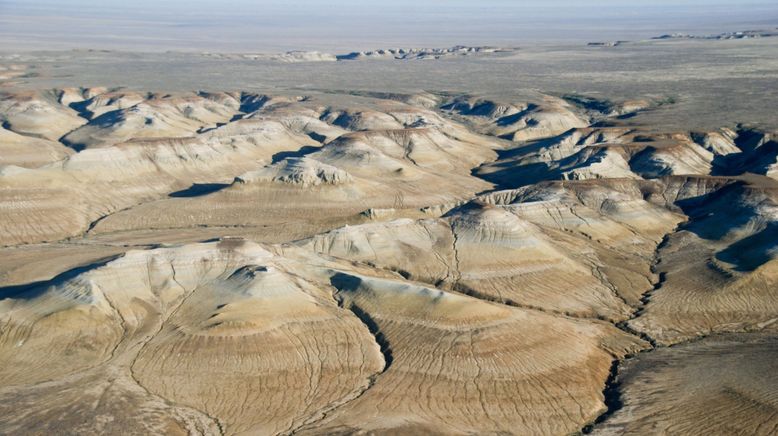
[1,0,777,52]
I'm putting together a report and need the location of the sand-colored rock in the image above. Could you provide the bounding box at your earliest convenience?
[1,75,777,436]
[0,240,388,435]
[0,126,73,167]
[630,178,778,344]
[84,114,501,239]
[0,113,313,245]
[0,90,87,140]
[61,92,242,149]
[442,94,589,142]
[300,181,684,321]
[0,238,647,435]
[294,272,644,435]
[594,334,778,435]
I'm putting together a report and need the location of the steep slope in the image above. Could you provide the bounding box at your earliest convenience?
[61,92,243,149]
[294,272,644,435]
[0,240,385,435]
[629,177,778,345]
[86,115,501,240]
[299,180,683,321]
[0,90,86,140]
[2,83,778,436]
[0,239,646,435]
[0,126,73,167]
[441,94,588,142]
[594,334,778,435]
[0,115,313,245]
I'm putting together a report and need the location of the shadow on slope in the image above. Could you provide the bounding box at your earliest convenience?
[168,183,231,198]
[716,223,778,272]
[271,145,320,164]
[675,181,778,271]
[711,128,777,177]
[0,255,122,301]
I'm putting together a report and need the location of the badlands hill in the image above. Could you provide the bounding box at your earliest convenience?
[1,41,778,435]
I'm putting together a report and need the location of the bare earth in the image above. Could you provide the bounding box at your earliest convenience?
[1,37,777,435]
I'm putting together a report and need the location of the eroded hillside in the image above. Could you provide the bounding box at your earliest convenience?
[0,85,776,435]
